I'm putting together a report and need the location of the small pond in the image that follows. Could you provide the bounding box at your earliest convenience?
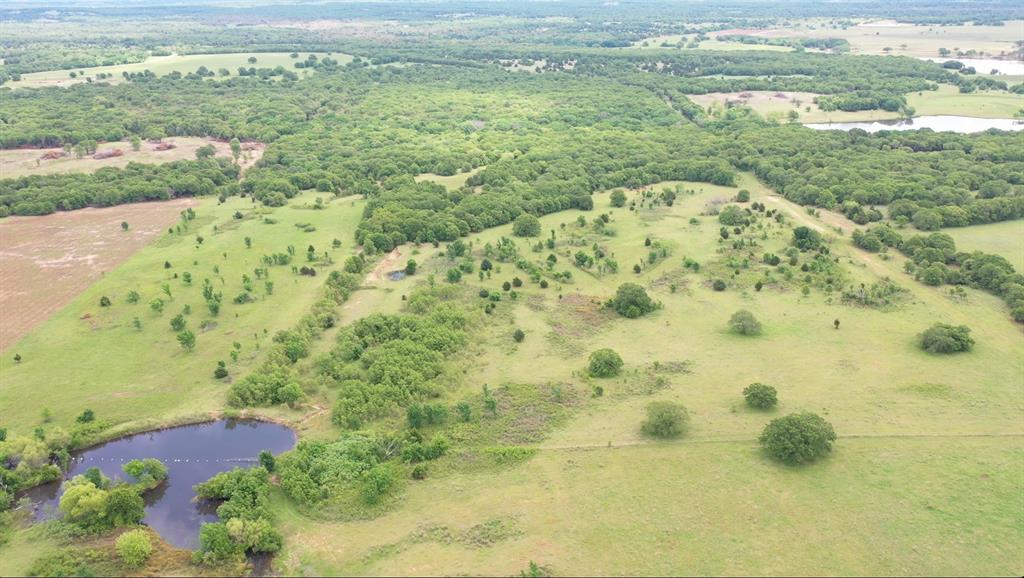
[804,115,1024,133]
[25,419,295,549]
[387,270,407,281]
[918,57,1024,76]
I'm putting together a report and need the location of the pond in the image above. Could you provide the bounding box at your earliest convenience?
[24,419,296,549]
[804,115,1024,133]
[918,57,1024,76]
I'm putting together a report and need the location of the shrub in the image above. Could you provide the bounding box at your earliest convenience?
[116,529,153,568]
[512,213,541,237]
[610,189,627,207]
[759,412,836,464]
[405,259,417,275]
[919,324,974,354]
[640,401,689,438]
[513,329,525,343]
[712,279,726,291]
[609,283,657,318]
[99,296,111,307]
[588,348,623,378]
[728,310,762,336]
[743,383,777,409]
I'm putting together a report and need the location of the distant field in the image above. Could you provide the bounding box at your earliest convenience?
[7,52,344,89]
[687,84,1024,122]
[712,19,1024,59]
[944,221,1024,272]
[631,35,794,52]
[0,137,264,178]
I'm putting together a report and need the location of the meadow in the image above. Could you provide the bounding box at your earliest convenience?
[0,192,367,434]
[944,220,1024,271]
[265,176,1024,575]
[6,52,342,89]
[688,84,1024,123]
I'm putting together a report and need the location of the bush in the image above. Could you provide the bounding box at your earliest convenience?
[728,310,762,336]
[513,329,525,343]
[919,323,974,354]
[116,529,153,568]
[610,189,627,208]
[712,279,726,291]
[640,401,689,438]
[588,348,623,377]
[759,412,836,464]
[743,383,777,409]
[609,283,657,318]
[512,213,541,237]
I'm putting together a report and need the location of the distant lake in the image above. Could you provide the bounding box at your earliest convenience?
[24,419,296,549]
[804,116,1024,133]
[918,57,1024,76]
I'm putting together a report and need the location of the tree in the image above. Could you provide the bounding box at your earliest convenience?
[610,189,627,207]
[76,409,95,423]
[229,138,242,160]
[100,296,111,307]
[609,283,657,318]
[130,136,141,152]
[641,401,689,438]
[149,298,164,314]
[116,529,153,568]
[743,383,778,409]
[106,484,146,526]
[195,144,217,159]
[588,348,623,377]
[791,227,823,252]
[513,329,525,343]
[919,324,974,354]
[712,280,727,291]
[121,221,129,231]
[170,314,186,332]
[728,310,762,336]
[736,189,750,202]
[214,361,228,379]
[512,213,541,237]
[446,268,462,283]
[405,259,417,275]
[759,413,836,464]
[178,330,196,352]
[258,450,276,473]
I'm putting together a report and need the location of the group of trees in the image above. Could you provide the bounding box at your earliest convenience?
[58,459,167,532]
[193,467,281,564]
[853,225,1024,321]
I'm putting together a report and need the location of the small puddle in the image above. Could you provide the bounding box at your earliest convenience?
[24,419,295,549]
[387,270,407,281]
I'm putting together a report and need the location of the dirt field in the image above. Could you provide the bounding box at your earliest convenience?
[0,137,264,179]
[0,199,195,350]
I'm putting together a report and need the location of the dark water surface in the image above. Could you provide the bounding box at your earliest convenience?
[25,419,295,549]
[804,115,1024,133]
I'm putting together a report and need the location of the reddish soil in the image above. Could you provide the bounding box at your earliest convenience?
[0,199,195,350]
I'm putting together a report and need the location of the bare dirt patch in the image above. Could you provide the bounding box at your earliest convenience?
[0,137,264,179]
[0,198,195,350]
[367,247,404,284]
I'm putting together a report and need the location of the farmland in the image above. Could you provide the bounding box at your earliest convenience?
[0,1,1022,577]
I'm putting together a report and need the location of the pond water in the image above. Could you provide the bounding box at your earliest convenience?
[804,115,1024,133]
[387,270,407,281]
[25,419,295,549]
[918,57,1024,76]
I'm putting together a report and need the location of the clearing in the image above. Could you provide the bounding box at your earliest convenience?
[0,198,195,351]
[0,137,264,179]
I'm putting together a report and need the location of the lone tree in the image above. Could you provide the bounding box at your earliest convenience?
[610,283,657,318]
[513,329,525,343]
[610,189,627,208]
[641,401,689,438]
[588,348,623,377]
[177,329,196,352]
[405,259,417,276]
[728,310,763,336]
[919,323,974,354]
[833,318,840,330]
[512,213,542,237]
[759,412,836,465]
[121,221,129,231]
[743,383,778,409]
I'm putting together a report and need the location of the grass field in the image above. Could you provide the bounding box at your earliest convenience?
[944,220,1024,272]
[710,19,1024,59]
[0,137,263,179]
[0,192,371,434]
[414,167,485,190]
[687,84,1024,122]
[1,176,1021,576]
[266,175,1024,575]
[7,52,345,89]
